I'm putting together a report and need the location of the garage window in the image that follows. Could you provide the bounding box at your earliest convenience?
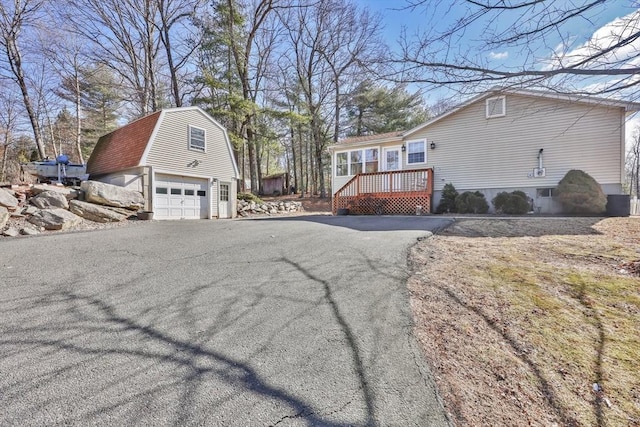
[197,190,206,197]
[189,126,206,152]
[171,188,182,195]
[184,189,195,196]
[156,187,168,194]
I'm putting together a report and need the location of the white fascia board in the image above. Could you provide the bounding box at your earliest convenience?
[139,110,166,165]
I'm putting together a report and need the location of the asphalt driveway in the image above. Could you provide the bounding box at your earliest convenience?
[0,215,452,426]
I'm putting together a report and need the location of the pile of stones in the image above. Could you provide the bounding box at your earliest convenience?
[237,199,303,217]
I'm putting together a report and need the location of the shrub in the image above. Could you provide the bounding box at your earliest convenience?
[436,183,459,213]
[492,191,530,215]
[237,192,263,204]
[555,170,606,214]
[455,191,489,214]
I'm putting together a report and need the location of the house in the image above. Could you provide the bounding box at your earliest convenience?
[329,88,640,215]
[87,107,240,219]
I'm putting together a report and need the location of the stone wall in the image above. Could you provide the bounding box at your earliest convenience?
[237,200,303,217]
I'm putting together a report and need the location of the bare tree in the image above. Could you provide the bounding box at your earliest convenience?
[397,1,640,97]
[0,92,21,181]
[278,0,384,197]
[63,0,162,117]
[156,0,205,108]
[0,0,47,159]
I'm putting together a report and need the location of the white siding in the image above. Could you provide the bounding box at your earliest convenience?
[406,93,625,192]
[145,109,237,180]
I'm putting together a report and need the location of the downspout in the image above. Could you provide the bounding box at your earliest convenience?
[208,177,213,219]
[149,165,154,212]
[212,177,219,219]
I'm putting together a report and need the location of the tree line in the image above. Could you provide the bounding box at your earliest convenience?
[1,0,638,196]
[0,0,431,195]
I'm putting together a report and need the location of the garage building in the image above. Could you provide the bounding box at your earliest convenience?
[86,107,240,219]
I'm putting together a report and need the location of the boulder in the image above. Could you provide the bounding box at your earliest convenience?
[22,205,38,215]
[69,200,128,223]
[0,206,9,229]
[0,188,19,209]
[81,181,144,210]
[21,227,40,236]
[2,227,19,237]
[30,184,79,200]
[28,208,83,230]
[31,190,70,209]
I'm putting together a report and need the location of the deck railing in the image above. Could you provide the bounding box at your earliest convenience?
[332,168,433,215]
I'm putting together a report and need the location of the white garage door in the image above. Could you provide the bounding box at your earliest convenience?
[154,174,208,220]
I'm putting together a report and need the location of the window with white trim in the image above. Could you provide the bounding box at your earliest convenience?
[220,184,229,201]
[189,126,206,152]
[536,188,555,198]
[336,152,348,176]
[406,140,426,164]
[350,150,363,175]
[486,96,506,118]
[364,148,378,173]
[336,148,379,176]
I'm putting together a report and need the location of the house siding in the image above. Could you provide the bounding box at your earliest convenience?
[145,109,237,180]
[406,93,624,193]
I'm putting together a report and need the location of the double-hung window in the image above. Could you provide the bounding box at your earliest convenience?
[189,126,206,152]
[350,150,363,175]
[406,140,426,165]
[364,148,378,173]
[336,152,348,176]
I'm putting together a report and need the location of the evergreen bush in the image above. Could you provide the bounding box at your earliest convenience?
[492,191,530,215]
[555,170,607,214]
[237,192,264,204]
[436,183,459,213]
[455,191,489,214]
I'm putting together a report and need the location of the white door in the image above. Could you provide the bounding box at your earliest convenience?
[154,174,208,220]
[383,147,402,171]
[382,147,402,191]
[218,183,231,218]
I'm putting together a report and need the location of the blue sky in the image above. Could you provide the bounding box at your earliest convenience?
[353,0,640,142]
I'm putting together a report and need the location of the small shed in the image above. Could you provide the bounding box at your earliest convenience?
[262,173,289,196]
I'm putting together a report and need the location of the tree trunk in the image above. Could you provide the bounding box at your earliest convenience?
[290,127,298,191]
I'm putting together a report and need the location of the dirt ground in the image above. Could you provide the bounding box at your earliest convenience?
[262,194,332,213]
[409,217,640,427]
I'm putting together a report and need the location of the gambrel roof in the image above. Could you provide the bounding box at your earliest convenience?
[87,112,161,175]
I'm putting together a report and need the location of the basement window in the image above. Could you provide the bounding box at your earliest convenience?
[486,96,506,118]
[536,188,555,198]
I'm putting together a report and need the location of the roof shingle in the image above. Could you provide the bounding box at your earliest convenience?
[87,112,161,175]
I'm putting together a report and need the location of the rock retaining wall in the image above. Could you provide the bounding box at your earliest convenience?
[237,200,303,217]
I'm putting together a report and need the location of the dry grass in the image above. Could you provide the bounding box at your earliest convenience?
[409,217,640,427]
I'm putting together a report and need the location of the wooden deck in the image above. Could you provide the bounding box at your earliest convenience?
[332,168,433,215]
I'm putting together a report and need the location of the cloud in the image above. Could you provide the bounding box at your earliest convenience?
[489,51,509,60]
[541,10,640,71]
